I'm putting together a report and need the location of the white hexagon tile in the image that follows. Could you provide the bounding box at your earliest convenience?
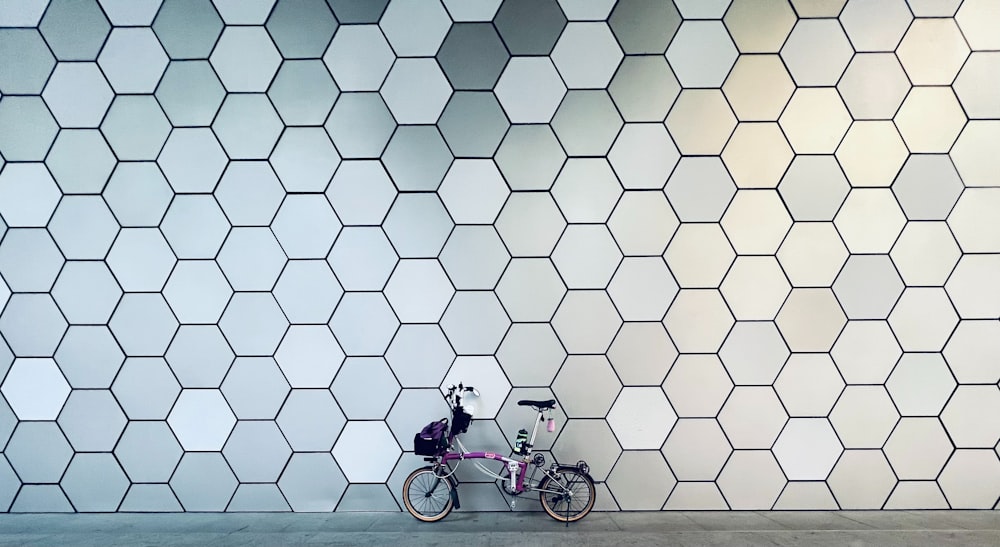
[1,0,999,514]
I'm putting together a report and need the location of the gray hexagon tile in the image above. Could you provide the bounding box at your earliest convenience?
[217,227,287,291]
[552,90,623,156]
[722,190,792,255]
[42,62,113,128]
[838,53,910,120]
[608,258,677,322]
[103,163,173,227]
[0,228,64,293]
[46,129,117,194]
[886,353,956,417]
[329,293,399,356]
[219,292,289,356]
[223,421,291,483]
[897,18,969,86]
[275,325,344,388]
[156,60,226,127]
[942,386,1000,449]
[938,450,1000,509]
[58,389,126,452]
[839,0,912,52]
[99,27,167,94]
[227,484,291,512]
[888,287,959,352]
[160,196,230,259]
[495,58,566,124]
[895,87,967,153]
[5,421,73,483]
[212,94,284,160]
[327,227,397,292]
[723,55,794,122]
[666,89,736,156]
[955,52,1000,119]
[885,418,953,480]
[947,254,1000,320]
[607,451,675,510]
[773,418,842,481]
[949,188,1000,253]
[830,386,899,448]
[170,453,238,512]
[221,357,290,420]
[0,28,55,94]
[278,453,347,512]
[325,93,396,160]
[662,418,731,481]
[118,485,182,512]
[552,224,622,289]
[271,194,341,259]
[607,387,675,450]
[945,320,1000,384]
[62,453,129,512]
[166,325,234,388]
[495,323,564,387]
[274,260,343,324]
[724,0,795,53]
[439,226,509,291]
[48,196,119,260]
[663,354,732,418]
[774,354,844,418]
[325,25,394,92]
[163,261,233,325]
[1,294,68,357]
[0,97,57,161]
[666,21,737,88]
[828,450,896,509]
[55,326,124,389]
[495,193,566,257]
[269,60,338,126]
[115,421,182,483]
[832,321,901,385]
[717,450,786,509]
[271,127,340,193]
[167,389,236,451]
[719,386,787,449]
[107,228,176,292]
[112,358,181,420]
[101,95,171,161]
[159,129,228,194]
[780,18,853,86]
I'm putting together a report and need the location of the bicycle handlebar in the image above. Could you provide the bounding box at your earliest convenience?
[445,383,478,406]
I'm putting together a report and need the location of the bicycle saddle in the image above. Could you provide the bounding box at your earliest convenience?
[518,399,556,409]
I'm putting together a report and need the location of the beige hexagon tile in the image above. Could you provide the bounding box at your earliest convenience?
[722,122,793,188]
[779,88,851,154]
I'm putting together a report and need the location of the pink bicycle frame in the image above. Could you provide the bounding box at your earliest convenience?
[440,451,530,493]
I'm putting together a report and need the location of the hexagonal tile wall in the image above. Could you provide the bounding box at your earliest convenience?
[3,0,999,515]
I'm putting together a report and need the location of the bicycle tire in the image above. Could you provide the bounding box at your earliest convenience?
[538,469,596,522]
[402,467,455,522]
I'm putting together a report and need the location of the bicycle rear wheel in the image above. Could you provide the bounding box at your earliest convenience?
[538,469,595,522]
[402,467,454,522]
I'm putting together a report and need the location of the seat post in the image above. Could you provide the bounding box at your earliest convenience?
[526,407,545,451]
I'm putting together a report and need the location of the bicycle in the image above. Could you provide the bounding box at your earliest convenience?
[402,383,596,523]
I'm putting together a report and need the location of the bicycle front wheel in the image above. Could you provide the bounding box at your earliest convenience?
[402,467,454,522]
[538,469,595,522]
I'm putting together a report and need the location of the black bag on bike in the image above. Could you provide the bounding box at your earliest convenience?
[450,407,472,436]
[414,419,449,456]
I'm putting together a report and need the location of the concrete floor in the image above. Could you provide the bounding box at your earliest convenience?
[2,511,1000,546]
